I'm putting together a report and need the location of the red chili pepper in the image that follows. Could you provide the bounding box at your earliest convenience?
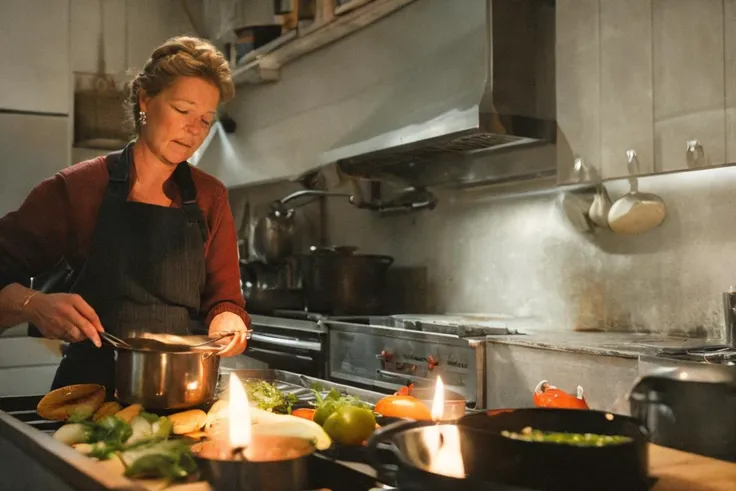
[533,380,589,410]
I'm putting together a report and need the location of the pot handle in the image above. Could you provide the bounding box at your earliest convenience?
[366,419,433,483]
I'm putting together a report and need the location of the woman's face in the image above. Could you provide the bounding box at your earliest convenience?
[139,76,220,165]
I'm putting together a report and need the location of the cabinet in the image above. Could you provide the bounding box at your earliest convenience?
[557,0,730,182]
[0,0,70,114]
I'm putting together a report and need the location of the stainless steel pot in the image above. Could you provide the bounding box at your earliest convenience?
[302,246,394,315]
[240,259,304,314]
[629,363,736,462]
[113,336,223,410]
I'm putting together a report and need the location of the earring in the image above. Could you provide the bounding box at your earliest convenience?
[138,111,147,126]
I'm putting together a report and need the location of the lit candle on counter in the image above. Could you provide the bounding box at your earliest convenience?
[423,376,465,478]
[228,372,252,459]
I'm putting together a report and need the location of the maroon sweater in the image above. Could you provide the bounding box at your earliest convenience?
[0,156,248,327]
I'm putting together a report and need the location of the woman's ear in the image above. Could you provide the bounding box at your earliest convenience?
[138,90,150,113]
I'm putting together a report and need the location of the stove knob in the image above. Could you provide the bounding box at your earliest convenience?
[427,356,439,370]
[376,350,393,362]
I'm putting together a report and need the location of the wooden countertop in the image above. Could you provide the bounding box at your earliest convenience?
[649,445,736,491]
[143,444,736,491]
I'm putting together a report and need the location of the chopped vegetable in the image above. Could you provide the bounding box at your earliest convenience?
[127,416,153,445]
[245,380,298,413]
[291,408,316,421]
[53,423,92,445]
[86,416,134,459]
[312,388,369,426]
[119,439,197,480]
[501,427,632,447]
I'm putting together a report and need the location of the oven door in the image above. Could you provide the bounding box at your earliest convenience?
[244,331,326,378]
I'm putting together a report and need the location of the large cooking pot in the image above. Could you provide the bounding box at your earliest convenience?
[302,246,393,315]
[367,408,649,491]
[629,363,736,462]
[109,334,241,410]
[240,259,303,314]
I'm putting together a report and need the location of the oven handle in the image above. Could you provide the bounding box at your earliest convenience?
[247,346,315,363]
[250,332,321,352]
[376,369,415,383]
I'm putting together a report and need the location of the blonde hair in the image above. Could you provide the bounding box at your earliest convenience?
[126,36,234,132]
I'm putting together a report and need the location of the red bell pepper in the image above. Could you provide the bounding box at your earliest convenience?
[533,380,589,410]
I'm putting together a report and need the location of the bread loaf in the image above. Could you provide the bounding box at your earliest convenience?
[36,384,106,421]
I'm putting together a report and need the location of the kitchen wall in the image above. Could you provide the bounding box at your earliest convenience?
[232,156,736,340]
[70,0,199,163]
[223,0,736,339]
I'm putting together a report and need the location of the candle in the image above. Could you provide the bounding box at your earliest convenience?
[228,372,251,459]
[431,376,445,422]
[422,376,465,479]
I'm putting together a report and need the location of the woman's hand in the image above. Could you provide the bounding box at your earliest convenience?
[209,311,249,357]
[26,292,104,347]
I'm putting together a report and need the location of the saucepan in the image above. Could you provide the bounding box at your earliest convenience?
[367,408,650,491]
[101,331,252,410]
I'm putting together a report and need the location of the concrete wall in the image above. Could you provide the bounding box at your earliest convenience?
[231,161,736,339]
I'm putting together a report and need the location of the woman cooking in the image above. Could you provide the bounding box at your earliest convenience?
[0,36,249,398]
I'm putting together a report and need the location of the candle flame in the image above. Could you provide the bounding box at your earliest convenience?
[228,373,252,449]
[431,376,445,421]
[421,425,465,478]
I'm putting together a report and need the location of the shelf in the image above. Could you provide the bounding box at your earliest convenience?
[232,0,417,85]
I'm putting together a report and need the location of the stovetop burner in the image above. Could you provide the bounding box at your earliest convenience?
[657,345,736,364]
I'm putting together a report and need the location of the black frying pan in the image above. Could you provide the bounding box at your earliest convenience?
[367,408,652,491]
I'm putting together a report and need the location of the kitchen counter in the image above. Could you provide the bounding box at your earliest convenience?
[486,330,719,359]
[151,444,736,491]
[3,400,735,491]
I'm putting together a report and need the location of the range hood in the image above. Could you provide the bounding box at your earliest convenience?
[321,0,557,188]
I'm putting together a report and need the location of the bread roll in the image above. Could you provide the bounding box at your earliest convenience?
[168,409,207,435]
[92,401,123,422]
[115,404,143,423]
[37,384,106,421]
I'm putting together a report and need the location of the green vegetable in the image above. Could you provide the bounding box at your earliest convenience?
[120,439,197,480]
[53,424,92,445]
[322,406,376,446]
[312,389,370,426]
[127,416,153,445]
[152,417,173,439]
[501,428,633,447]
[139,411,162,424]
[245,380,298,413]
[86,416,134,459]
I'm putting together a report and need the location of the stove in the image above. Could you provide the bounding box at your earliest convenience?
[324,314,531,409]
[655,345,736,365]
[246,313,328,378]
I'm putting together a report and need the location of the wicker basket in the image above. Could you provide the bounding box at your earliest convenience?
[74,74,130,149]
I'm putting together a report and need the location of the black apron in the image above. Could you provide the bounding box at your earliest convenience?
[50,143,208,398]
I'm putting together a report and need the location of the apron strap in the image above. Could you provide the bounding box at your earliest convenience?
[173,163,209,244]
[104,144,209,244]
